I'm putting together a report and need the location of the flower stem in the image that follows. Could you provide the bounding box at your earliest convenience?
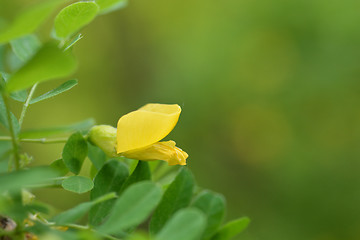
[0,136,68,144]
[2,94,20,170]
[19,83,38,128]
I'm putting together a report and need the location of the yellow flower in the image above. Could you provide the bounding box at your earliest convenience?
[89,103,188,165]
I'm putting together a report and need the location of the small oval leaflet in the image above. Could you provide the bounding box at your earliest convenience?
[62,176,94,194]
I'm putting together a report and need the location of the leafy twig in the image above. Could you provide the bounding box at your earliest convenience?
[2,94,20,170]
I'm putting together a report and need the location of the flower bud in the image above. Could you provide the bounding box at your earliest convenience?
[88,125,117,157]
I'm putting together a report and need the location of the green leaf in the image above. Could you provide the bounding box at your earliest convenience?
[0,94,20,135]
[6,42,77,92]
[19,118,95,139]
[50,159,69,176]
[30,79,78,104]
[61,176,94,194]
[96,0,127,15]
[10,35,41,62]
[0,1,64,44]
[156,208,207,240]
[1,72,27,102]
[192,191,226,239]
[0,167,57,192]
[62,132,88,175]
[99,181,162,234]
[64,34,83,51]
[87,142,107,170]
[54,2,99,39]
[10,90,28,102]
[210,217,250,240]
[53,192,116,225]
[120,161,151,193]
[150,168,195,235]
[89,160,129,226]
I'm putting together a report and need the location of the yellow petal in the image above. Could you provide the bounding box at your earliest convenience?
[122,140,188,165]
[117,104,181,153]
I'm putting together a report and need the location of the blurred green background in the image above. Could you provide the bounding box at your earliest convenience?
[2,0,360,239]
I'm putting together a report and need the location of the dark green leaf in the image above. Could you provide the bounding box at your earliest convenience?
[87,142,107,171]
[50,159,69,176]
[19,118,95,139]
[62,176,94,194]
[89,160,129,226]
[0,167,57,192]
[120,161,151,193]
[54,2,99,39]
[30,79,78,104]
[6,42,77,92]
[53,192,116,225]
[10,35,41,62]
[99,181,162,234]
[210,217,250,240]
[156,208,207,240]
[62,132,88,174]
[0,1,64,44]
[150,167,195,234]
[192,191,226,239]
[96,0,127,15]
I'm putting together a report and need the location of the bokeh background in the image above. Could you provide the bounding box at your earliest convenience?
[2,0,360,239]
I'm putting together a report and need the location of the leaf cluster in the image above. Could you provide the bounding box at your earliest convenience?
[0,1,249,239]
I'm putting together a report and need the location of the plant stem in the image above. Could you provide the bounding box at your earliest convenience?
[19,83,38,128]
[20,137,68,144]
[2,94,20,170]
[0,136,68,144]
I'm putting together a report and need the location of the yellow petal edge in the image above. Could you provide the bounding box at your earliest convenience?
[116,103,181,153]
[122,140,188,166]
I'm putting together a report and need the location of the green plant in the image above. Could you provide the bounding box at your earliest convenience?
[0,1,249,239]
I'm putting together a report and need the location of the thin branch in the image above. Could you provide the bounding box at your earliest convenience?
[19,83,38,128]
[0,136,68,144]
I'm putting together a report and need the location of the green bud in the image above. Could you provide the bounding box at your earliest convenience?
[88,125,118,157]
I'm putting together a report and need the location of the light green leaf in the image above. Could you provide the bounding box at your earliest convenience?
[150,168,195,234]
[53,192,116,225]
[54,2,99,39]
[30,79,78,104]
[156,208,207,240]
[62,176,94,194]
[89,160,129,226]
[19,118,95,139]
[0,167,57,192]
[62,132,88,175]
[1,72,27,102]
[64,34,83,51]
[210,217,250,240]
[6,42,77,92]
[0,0,64,44]
[96,0,127,15]
[10,90,28,102]
[99,181,162,234]
[192,191,226,239]
[10,35,41,62]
